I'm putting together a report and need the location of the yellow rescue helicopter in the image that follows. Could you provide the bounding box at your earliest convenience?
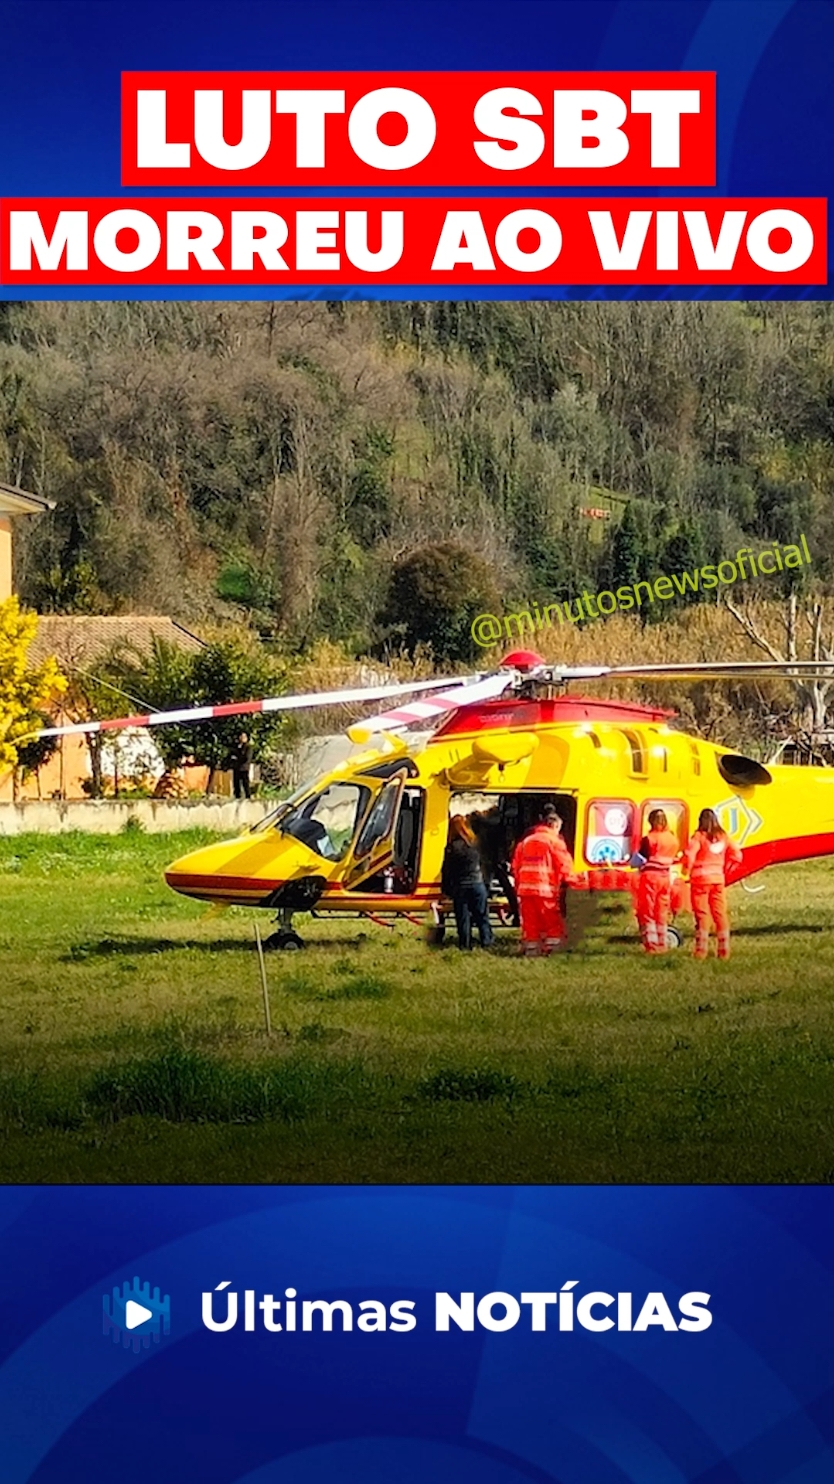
[36,650,834,948]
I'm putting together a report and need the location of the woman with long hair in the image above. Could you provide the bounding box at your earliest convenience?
[634,808,681,954]
[441,813,494,950]
[684,808,743,960]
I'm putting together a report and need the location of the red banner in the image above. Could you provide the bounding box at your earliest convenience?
[121,71,716,186]
[1,198,825,285]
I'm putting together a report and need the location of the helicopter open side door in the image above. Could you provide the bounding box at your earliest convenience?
[342,770,410,890]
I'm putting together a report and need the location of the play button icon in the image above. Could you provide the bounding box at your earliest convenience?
[103,1279,170,1351]
[125,1299,153,1330]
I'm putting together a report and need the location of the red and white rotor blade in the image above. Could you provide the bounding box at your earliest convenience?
[31,675,468,742]
[350,672,511,737]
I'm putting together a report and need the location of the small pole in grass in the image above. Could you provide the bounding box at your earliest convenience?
[254,921,272,1036]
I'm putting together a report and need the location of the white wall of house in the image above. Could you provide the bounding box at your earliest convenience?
[0,797,265,836]
[0,515,11,602]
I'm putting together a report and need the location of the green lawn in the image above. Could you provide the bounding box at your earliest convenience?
[0,828,832,1184]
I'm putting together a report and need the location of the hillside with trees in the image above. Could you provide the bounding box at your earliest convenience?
[2,300,832,669]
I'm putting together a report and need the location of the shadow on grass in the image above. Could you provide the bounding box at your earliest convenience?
[62,937,249,961]
[61,933,373,962]
[733,923,827,937]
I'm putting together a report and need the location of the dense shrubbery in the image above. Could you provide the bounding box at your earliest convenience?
[2,301,832,660]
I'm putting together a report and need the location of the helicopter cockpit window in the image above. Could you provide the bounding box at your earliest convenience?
[354,777,402,859]
[279,782,371,861]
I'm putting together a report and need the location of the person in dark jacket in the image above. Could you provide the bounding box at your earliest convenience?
[229,732,253,799]
[441,814,494,949]
[470,806,520,926]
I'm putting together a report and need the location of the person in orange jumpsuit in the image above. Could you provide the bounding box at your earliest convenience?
[634,808,681,954]
[511,805,575,956]
[684,808,743,960]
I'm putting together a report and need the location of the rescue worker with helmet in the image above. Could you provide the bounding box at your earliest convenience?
[684,807,743,960]
[633,808,681,954]
[511,804,575,957]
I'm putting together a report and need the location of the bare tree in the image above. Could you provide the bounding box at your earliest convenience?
[724,592,834,747]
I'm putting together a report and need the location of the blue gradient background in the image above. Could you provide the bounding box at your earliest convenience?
[0,1186,832,1482]
[0,0,832,296]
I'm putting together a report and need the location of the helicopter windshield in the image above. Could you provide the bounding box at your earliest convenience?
[278,781,372,861]
[249,780,319,835]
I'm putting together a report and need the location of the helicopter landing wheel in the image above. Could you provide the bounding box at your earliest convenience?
[263,929,305,951]
[665,926,682,950]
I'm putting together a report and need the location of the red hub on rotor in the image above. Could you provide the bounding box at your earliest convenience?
[501,649,545,671]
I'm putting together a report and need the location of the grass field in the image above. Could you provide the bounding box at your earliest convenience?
[1,827,833,1184]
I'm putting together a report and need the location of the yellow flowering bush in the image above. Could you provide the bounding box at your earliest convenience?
[0,596,66,771]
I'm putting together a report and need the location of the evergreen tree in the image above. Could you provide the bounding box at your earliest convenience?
[662,520,707,606]
[610,501,643,590]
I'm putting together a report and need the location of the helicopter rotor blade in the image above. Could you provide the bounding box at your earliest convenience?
[347,672,512,738]
[539,660,834,683]
[29,674,478,742]
[29,656,834,747]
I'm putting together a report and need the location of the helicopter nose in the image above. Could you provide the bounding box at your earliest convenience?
[164,837,276,906]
